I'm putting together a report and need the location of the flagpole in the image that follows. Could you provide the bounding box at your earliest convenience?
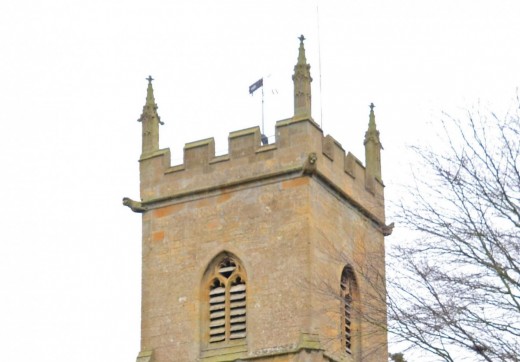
[248,77,266,142]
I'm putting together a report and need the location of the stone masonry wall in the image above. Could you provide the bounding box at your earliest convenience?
[140,175,315,361]
[308,179,388,362]
[136,117,388,362]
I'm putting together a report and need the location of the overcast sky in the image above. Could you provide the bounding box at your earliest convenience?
[1,1,519,361]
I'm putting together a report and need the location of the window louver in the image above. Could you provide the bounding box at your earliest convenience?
[208,257,246,344]
[229,278,246,340]
[344,294,352,353]
[209,281,226,343]
[341,269,356,355]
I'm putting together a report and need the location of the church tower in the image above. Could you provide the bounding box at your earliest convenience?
[125,37,391,362]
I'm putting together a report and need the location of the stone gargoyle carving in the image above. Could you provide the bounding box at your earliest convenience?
[382,222,394,236]
[123,197,146,213]
[303,152,317,175]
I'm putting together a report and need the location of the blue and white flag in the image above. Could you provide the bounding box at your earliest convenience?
[249,78,263,95]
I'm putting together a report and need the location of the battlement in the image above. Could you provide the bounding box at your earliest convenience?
[138,116,385,224]
[133,36,386,227]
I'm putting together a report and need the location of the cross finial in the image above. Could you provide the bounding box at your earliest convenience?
[146,75,154,83]
[370,102,375,111]
[298,34,306,43]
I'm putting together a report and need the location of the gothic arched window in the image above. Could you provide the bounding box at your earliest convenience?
[341,265,358,355]
[206,255,247,344]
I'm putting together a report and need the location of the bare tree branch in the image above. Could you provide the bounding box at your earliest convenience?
[388,101,520,361]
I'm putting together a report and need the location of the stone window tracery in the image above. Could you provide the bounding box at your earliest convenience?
[207,256,247,344]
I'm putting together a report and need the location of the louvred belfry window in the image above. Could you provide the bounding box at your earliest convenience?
[341,266,357,355]
[342,278,353,354]
[208,257,246,344]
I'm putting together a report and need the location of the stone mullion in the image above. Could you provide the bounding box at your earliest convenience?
[224,279,231,341]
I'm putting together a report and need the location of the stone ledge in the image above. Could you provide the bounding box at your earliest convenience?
[142,165,303,208]
[200,342,248,362]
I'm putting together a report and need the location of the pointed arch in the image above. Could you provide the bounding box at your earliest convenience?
[341,265,359,356]
[202,251,247,346]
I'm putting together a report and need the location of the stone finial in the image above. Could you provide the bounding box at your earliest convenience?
[297,34,307,64]
[138,76,163,156]
[146,75,154,94]
[364,103,382,181]
[292,35,312,119]
[368,103,376,130]
[364,103,379,144]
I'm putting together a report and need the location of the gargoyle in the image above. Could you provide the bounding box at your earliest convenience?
[123,197,146,213]
[382,222,394,236]
[303,152,317,175]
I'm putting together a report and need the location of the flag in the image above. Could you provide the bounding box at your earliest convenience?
[249,78,263,95]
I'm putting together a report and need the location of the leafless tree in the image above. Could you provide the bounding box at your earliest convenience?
[388,102,520,361]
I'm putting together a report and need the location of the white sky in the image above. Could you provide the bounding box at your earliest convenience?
[1,1,519,361]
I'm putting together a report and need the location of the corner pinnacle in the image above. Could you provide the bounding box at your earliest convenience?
[364,102,382,180]
[293,35,312,118]
[138,75,162,156]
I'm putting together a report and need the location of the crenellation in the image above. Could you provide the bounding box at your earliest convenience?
[322,135,336,161]
[321,134,347,177]
[275,117,323,150]
[138,117,384,223]
[344,152,360,179]
[183,137,215,169]
[209,154,231,165]
[139,148,172,201]
[229,126,262,159]
[165,163,185,174]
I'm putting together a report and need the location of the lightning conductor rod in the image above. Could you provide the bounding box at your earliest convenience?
[261,84,265,136]
[316,0,324,128]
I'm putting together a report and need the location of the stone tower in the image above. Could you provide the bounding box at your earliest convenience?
[125,36,391,362]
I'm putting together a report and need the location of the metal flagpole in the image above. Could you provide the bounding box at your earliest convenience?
[248,77,267,144]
